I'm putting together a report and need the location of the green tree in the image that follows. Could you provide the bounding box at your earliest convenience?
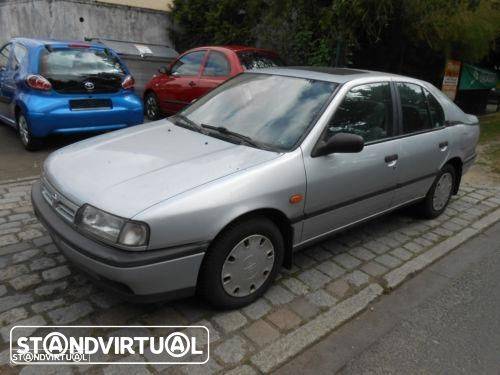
[403,0,500,61]
[170,0,264,52]
[170,0,500,67]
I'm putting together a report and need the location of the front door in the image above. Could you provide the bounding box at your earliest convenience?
[392,82,449,205]
[0,43,12,120]
[156,50,207,114]
[301,82,400,243]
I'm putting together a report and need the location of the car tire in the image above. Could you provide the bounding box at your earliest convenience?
[17,112,42,151]
[197,216,284,309]
[144,92,162,121]
[417,164,456,219]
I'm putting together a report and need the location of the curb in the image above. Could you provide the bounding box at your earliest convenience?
[251,284,383,372]
[384,207,500,289]
[250,206,500,373]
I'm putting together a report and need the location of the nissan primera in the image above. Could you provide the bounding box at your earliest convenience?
[32,67,479,308]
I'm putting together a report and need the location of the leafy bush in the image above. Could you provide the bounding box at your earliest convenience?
[170,0,499,67]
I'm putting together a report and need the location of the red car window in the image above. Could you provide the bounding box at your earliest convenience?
[202,51,230,77]
[237,51,284,70]
[171,50,206,76]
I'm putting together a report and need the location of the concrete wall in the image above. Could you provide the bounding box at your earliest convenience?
[0,0,173,47]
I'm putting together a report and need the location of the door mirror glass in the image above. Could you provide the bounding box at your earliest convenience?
[158,66,170,75]
[312,132,364,157]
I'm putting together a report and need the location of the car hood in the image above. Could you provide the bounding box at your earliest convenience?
[44,120,281,218]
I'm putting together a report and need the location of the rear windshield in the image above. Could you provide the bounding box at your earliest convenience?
[237,51,284,70]
[40,48,126,77]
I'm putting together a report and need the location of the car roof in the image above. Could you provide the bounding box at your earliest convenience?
[252,66,410,84]
[10,37,105,49]
[186,45,278,54]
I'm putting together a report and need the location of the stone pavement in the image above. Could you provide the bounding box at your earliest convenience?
[0,178,499,374]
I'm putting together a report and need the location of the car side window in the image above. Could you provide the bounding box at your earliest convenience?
[326,82,394,143]
[203,51,230,76]
[397,82,433,134]
[170,51,206,76]
[424,89,445,128]
[0,44,12,70]
[11,44,27,70]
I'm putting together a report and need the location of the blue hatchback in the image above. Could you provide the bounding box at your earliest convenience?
[0,38,143,150]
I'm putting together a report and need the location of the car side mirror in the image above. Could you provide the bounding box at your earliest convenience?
[312,132,364,157]
[158,66,170,75]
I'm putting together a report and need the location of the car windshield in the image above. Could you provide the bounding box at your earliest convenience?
[40,48,126,77]
[180,73,337,150]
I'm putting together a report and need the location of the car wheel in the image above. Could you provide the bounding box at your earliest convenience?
[17,113,41,151]
[417,164,456,219]
[197,216,284,309]
[144,92,161,121]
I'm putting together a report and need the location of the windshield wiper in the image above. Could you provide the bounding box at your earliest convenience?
[201,124,260,148]
[172,114,201,130]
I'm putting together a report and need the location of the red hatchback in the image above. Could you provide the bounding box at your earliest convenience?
[143,45,284,120]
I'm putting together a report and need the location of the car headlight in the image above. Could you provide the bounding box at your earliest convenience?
[75,204,149,248]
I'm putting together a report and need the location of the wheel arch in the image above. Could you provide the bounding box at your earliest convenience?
[143,88,157,100]
[210,208,294,269]
[14,98,30,121]
[445,157,463,195]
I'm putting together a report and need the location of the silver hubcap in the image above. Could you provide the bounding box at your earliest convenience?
[221,234,275,297]
[146,97,158,119]
[433,172,453,211]
[18,116,30,146]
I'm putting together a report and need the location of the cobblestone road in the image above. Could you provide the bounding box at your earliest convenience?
[0,178,499,374]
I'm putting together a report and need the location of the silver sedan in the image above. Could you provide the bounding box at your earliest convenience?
[32,67,479,308]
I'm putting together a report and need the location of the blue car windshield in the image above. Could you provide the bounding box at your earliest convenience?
[40,48,126,77]
[181,73,337,151]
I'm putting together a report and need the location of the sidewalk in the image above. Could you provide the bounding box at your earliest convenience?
[0,178,499,374]
[275,221,500,374]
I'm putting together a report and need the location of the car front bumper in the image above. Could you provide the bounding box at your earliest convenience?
[31,181,207,302]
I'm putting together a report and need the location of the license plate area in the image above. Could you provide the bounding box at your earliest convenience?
[69,99,112,111]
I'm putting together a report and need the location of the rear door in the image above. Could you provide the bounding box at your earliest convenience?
[392,82,449,205]
[0,43,12,119]
[1,43,28,120]
[197,50,232,97]
[156,50,206,114]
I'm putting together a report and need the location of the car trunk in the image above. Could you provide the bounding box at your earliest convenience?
[46,73,123,94]
[40,46,126,94]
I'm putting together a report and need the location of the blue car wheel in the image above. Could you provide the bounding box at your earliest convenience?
[17,112,42,151]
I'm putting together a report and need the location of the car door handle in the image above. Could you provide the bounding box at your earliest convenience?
[384,154,398,163]
[188,81,196,87]
[384,154,398,168]
[439,141,448,150]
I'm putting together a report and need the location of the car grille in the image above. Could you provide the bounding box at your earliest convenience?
[41,178,79,223]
